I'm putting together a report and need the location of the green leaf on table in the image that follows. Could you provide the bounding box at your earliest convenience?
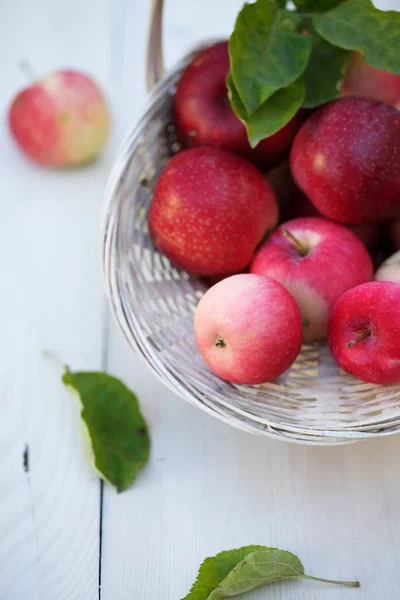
[63,368,150,493]
[183,546,360,599]
[314,0,400,75]
[182,546,265,600]
[208,548,305,598]
[293,0,346,11]
[227,73,304,147]
[228,0,312,115]
[303,29,352,108]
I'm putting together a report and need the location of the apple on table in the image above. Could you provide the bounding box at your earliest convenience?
[9,69,110,167]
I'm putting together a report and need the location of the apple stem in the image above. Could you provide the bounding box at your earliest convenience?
[283,228,309,257]
[347,329,372,349]
[19,60,38,81]
[215,336,226,348]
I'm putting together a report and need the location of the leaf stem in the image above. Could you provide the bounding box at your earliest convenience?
[43,350,67,371]
[302,574,360,587]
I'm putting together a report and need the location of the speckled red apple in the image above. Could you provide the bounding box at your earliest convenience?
[9,70,110,167]
[375,251,400,284]
[194,274,302,384]
[328,282,400,385]
[342,52,400,110]
[149,147,278,276]
[290,97,400,224]
[251,217,373,341]
[173,41,299,170]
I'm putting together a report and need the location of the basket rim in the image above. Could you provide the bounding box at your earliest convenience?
[101,52,400,446]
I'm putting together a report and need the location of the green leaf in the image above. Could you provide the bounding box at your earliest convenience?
[314,0,400,75]
[208,549,305,598]
[182,546,265,600]
[303,28,352,108]
[63,368,150,493]
[227,73,304,147]
[229,0,312,115]
[183,546,360,599]
[293,0,346,11]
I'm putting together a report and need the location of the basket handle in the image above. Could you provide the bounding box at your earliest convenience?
[146,0,165,92]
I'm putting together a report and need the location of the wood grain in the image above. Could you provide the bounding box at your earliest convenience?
[0,0,115,597]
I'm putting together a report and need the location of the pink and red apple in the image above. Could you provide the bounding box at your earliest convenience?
[173,41,299,170]
[9,70,110,167]
[149,147,278,276]
[194,273,302,384]
[251,217,373,341]
[328,281,400,385]
[375,251,400,284]
[290,97,400,224]
[342,52,400,110]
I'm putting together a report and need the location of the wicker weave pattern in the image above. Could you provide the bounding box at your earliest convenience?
[102,51,400,445]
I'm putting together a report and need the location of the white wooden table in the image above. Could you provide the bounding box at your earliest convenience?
[1,1,399,598]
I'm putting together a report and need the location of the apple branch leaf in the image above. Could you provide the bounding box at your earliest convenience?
[314,0,400,75]
[228,0,311,115]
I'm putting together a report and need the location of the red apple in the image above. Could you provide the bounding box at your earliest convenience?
[291,191,381,249]
[388,219,400,250]
[375,251,400,284]
[9,70,110,167]
[251,217,373,341]
[149,147,278,276]
[342,52,400,110]
[290,97,400,224]
[194,273,302,384]
[328,282,400,385]
[173,41,299,170]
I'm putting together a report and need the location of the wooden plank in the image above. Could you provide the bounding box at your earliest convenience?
[0,0,114,597]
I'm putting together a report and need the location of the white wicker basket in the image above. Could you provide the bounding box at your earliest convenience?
[102,0,400,445]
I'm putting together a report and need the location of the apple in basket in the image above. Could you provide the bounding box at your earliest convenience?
[149,147,278,276]
[375,251,400,285]
[251,217,373,342]
[194,274,302,385]
[290,97,400,224]
[328,282,400,385]
[173,41,299,170]
[9,69,110,167]
[342,51,400,110]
